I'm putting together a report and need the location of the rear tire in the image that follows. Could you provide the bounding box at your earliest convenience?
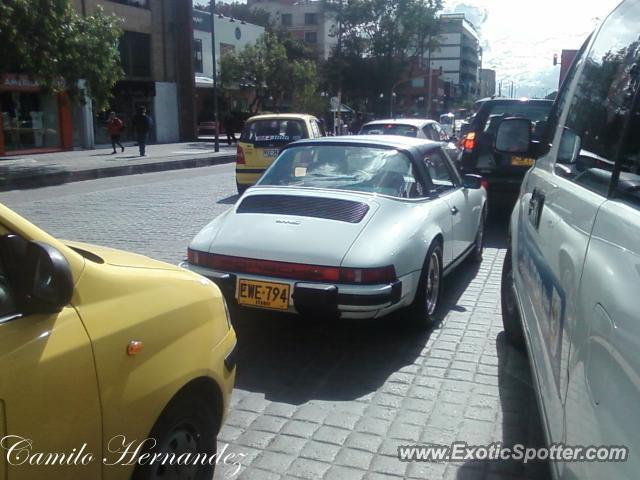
[131,393,219,480]
[407,241,443,330]
[472,208,486,262]
[501,246,525,350]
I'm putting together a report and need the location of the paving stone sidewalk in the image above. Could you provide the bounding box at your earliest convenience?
[0,141,236,191]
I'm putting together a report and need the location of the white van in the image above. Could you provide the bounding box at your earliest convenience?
[498,1,640,478]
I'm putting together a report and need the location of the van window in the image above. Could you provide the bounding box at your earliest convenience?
[555,1,640,196]
[615,98,640,208]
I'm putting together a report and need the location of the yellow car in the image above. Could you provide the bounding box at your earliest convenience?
[235,113,325,193]
[0,203,236,480]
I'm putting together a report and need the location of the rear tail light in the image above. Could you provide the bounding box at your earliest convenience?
[481,178,489,190]
[339,266,397,284]
[236,144,245,164]
[462,132,476,152]
[188,250,397,285]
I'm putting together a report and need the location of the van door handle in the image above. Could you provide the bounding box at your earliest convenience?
[528,188,545,229]
[451,206,459,215]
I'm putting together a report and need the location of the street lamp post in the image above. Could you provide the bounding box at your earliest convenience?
[209,0,220,152]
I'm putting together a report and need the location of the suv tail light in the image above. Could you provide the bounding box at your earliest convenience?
[236,144,245,164]
[462,132,476,152]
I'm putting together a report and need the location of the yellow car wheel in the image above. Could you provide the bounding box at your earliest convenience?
[132,393,219,480]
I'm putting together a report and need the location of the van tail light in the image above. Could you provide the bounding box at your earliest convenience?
[481,178,489,190]
[462,132,476,152]
[187,251,397,285]
[236,145,245,164]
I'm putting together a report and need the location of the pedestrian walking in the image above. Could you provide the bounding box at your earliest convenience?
[107,112,125,154]
[222,112,237,146]
[132,106,151,156]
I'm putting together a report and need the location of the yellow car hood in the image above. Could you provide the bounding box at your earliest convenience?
[64,240,182,271]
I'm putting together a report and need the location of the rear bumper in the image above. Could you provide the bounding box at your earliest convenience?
[236,168,266,186]
[180,262,411,319]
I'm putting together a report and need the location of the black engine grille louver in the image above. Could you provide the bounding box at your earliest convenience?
[237,195,370,224]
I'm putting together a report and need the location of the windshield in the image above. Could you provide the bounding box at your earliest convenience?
[359,124,419,138]
[439,116,454,125]
[258,145,419,198]
[240,119,308,146]
[482,103,552,140]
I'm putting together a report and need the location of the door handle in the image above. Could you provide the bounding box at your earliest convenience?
[451,206,459,215]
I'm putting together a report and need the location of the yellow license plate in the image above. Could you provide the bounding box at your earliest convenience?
[237,279,290,310]
[511,156,534,167]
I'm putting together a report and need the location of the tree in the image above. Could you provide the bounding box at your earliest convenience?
[0,0,124,111]
[219,32,318,113]
[322,0,443,113]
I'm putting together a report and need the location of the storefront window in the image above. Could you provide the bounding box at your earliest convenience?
[1,91,60,152]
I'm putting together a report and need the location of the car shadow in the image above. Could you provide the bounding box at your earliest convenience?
[217,194,239,205]
[454,333,551,480]
[230,222,502,405]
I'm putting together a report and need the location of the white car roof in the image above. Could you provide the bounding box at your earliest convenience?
[362,118,438,128]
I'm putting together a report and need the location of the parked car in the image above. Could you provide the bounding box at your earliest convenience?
[235,113,325,194]
[0,203,236,480]
[499,1,640,478]
[359,118,463,166]
[458,98,553,204]
[184,136,486,328]
[439,112,456,138]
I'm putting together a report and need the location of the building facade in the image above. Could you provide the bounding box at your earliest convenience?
[73,0,196,146]
[193,9,265,121]
[479,68,496,98]
[426,13,481,104]
[247,0,337,60]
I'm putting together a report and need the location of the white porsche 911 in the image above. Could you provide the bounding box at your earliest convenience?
[183,136,487,327]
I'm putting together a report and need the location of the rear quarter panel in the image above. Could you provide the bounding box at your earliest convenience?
[342,196,453,276]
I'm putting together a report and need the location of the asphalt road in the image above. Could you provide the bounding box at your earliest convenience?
[1,166,550,480]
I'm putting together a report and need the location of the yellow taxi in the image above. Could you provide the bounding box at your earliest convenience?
[0,203,236,480]
[235,113,325,193]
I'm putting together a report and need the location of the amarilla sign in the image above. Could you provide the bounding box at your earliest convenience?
[0,74,67,92]
[0,74,40,92]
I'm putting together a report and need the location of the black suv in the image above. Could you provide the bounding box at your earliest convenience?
[458,98,553,203]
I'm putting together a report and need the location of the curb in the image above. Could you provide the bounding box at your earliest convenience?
[0,154,236,192]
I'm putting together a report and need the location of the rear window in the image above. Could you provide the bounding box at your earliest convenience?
[240,119,308,145]
[480,102,552,139]
[360,124,419,138]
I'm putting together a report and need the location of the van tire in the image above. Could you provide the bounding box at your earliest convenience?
[501,246,525,350]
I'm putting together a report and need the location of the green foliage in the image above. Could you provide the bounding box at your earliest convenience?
[0,0,124,111]
[220,32,318,113]
[322,0,443,112]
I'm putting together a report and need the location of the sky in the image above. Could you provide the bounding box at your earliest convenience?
[443,0,622,97]
[215,0,623,98]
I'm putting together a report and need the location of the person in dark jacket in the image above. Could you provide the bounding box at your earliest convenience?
[132,106,151,156]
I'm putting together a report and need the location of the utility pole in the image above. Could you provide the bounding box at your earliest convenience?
[210,0,220,152]
[426,38,432,119]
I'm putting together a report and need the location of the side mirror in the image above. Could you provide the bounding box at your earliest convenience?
[463,174,483,189]
[495,117,532,155]
[0,235,73,314]
[557,127,581,164]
